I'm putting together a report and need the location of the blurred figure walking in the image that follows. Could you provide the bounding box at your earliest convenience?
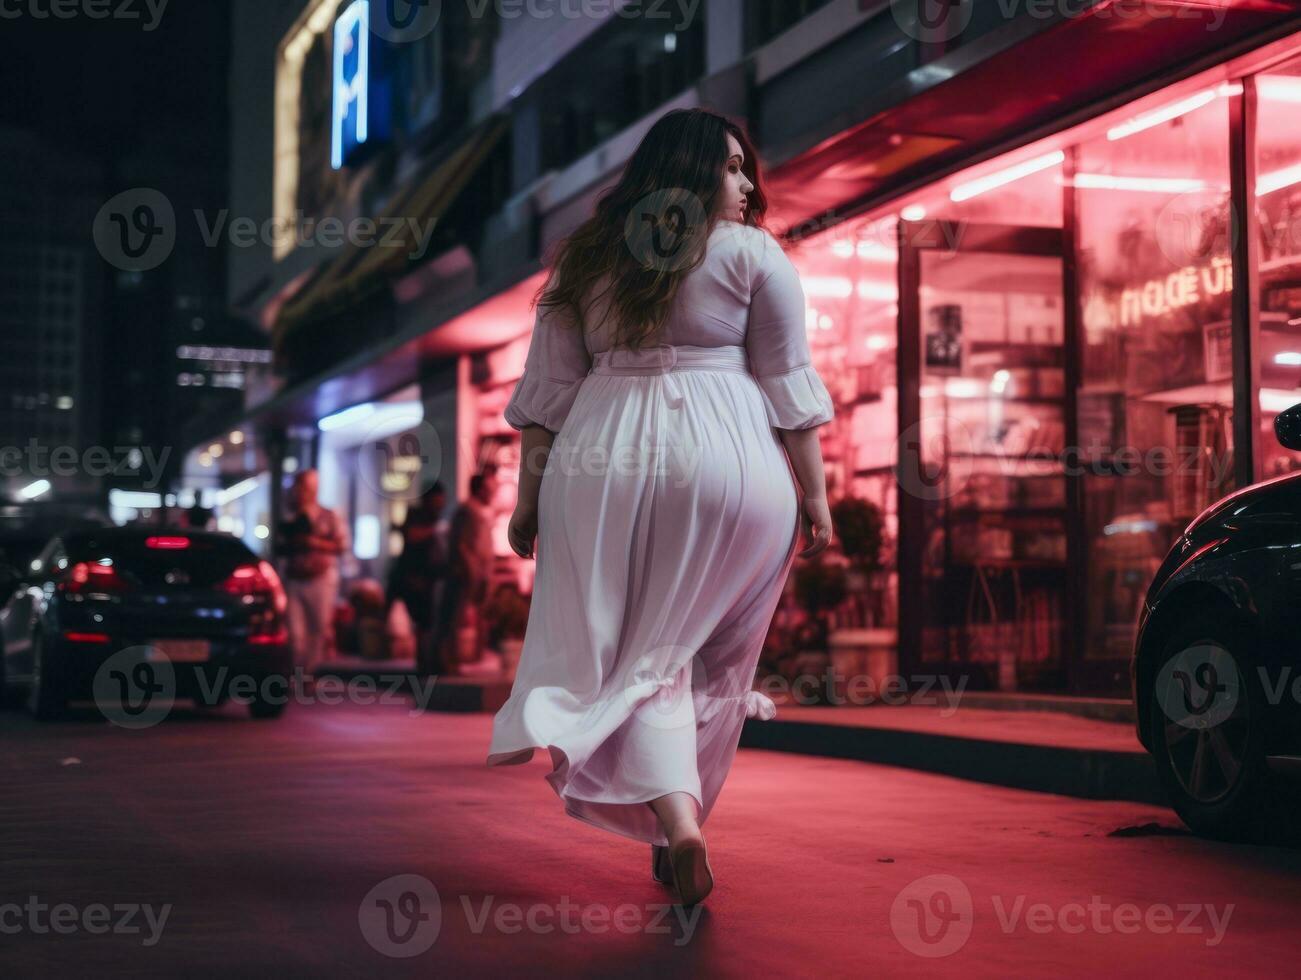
[388,481,450,675]
[276,469,350,680]
[435,466,499,673]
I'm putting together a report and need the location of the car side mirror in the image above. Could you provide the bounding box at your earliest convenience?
[1275,403,1301,451]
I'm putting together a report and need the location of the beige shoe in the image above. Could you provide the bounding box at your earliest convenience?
[651,844,671,884]
[668,837,714,907]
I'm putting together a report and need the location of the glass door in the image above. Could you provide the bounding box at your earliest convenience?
[897,221,1070,691]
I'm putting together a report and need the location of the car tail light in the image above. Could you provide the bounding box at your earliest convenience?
[146,536,191,549]
[222,560,288,642]
[221,561,287,611]
[63,631,111,643]
[59,560,130,595]
[248,626,289,645]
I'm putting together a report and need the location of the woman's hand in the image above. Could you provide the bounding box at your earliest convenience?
[507,504,539,559]
[797,495,833,559]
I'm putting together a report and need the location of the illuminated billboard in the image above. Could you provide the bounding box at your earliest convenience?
[332,0,390,169]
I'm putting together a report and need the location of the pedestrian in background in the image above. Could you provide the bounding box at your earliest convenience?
[436,466,499,673]
[276,468,350,683]
[387,481,449,675]
[184,502,212,530]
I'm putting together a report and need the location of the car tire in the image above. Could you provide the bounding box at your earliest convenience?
[1147,610,1273,842]
[26,632,67,721]
[244,692,286,723]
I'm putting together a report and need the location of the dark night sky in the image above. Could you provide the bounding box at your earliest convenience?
[0,1,230,169]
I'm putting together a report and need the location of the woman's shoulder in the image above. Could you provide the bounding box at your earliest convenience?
[706,221,788,283]
[709,219,779,249]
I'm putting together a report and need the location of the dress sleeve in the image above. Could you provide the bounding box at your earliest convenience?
[503,281,592,434]
[745,233,835,431]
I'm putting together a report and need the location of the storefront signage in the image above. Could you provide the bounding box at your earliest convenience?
[1118,255,1233,327]
[332,0,371,170]
[925,304,963,371]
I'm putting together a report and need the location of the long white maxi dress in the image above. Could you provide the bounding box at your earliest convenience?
[485,220,835,847]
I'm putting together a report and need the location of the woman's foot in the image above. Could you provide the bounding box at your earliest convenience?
[648,792,708,897]
[668,835,714,907]
[653,825,702,883]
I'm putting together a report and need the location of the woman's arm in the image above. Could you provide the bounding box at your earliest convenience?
[744,230,836,558]
[507,423,556,559]
[777,427,833,558]
[502,272,591,562]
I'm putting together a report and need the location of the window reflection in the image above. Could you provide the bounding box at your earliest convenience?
[788,216,899,630]
[1255,57,1301,480]
[1074,88,1235,665]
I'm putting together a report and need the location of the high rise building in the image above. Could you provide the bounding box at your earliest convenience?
[0,126,105,503]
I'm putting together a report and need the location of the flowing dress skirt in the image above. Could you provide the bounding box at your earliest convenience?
[486,343,800,847]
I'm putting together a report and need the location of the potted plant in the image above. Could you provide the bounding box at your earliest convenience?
[827,496,897,704]
[792,558,848,705]
[831,496,885,603]
[485,585,531,679]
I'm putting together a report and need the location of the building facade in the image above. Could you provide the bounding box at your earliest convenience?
[0,126,106,509]
[190,0,1301,694]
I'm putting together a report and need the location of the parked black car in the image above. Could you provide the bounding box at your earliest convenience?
[1133,404,1301,840]
[0,527,292,720]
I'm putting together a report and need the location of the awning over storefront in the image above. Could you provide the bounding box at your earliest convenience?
[271,112,510,354]
[764,0,1301,235]
[205,264,546,441]
[200,1,1301,450]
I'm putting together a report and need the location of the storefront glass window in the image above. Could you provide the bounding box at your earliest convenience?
[907,156,1065,230]
[1074,85,1236,670]
[893,150,1067,691]
[915,243,1068,690]
[1253,54,1301,480]
[788,214,899,631]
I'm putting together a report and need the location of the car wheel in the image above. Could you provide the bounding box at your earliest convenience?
[26,632,67,721]
[1147,611,1272,841]
[247,679,289,720]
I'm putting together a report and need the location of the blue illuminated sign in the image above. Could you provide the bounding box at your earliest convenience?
[332,0,370,170]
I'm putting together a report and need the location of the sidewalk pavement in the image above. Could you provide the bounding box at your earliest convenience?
[740,697,1165,806]
[364,652,1163,806]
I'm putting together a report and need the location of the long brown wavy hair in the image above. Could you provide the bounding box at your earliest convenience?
[533,107,770,349]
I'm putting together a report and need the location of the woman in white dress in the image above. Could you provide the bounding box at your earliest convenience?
[485,108,835,907]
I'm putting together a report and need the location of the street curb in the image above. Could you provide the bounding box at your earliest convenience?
[739,717,1169,806]
[422,675,512,713]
